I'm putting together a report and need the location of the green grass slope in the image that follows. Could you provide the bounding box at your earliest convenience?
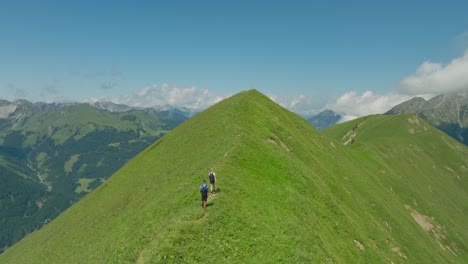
[1,90,467,263]
[323,114,468,260]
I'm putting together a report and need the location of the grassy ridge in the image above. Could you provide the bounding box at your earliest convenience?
[1,90,467,263]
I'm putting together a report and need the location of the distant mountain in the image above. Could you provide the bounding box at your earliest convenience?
[386,93,468,145]
[0,99,188,253]
[89,101,135,112]
[90,101,195,117]
[307,109,342,130]
[2,90,466,263]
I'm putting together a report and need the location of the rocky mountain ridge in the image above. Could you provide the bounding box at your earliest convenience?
[386,93,468,144]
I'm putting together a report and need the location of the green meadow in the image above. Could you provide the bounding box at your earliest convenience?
[1,90,467,263]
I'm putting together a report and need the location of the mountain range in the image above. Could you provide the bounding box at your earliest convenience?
[307,93,468,147]
[0,99,188,252]
[1,90,466,263]
[385,93,468,145]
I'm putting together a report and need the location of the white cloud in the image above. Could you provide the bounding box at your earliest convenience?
[268,92,410,119]
[322,50,468,123]
[398,50,468,95]
[326,91,411,123]
[268,94,319,116]
[89,84,225,112]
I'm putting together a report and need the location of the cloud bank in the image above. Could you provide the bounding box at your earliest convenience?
[88,84,225,112]
[326,91,411,122]
[267,50,468,122]
[398,50,468,95]
[325,49,468,123]
[268,94,318,116]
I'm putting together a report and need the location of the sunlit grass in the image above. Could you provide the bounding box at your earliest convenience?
[1,90,467,263]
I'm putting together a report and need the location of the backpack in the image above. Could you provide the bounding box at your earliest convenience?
[209,172,215,182]
[201,184,209,195]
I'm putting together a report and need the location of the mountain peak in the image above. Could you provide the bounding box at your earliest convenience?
[308,109,343,130]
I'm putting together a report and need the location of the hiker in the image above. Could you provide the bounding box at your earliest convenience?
[200,180,209,209]
[208,168,217,194]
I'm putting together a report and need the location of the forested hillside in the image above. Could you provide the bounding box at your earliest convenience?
[0,100,187,252]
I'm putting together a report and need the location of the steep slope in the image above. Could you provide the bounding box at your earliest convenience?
[1,90,467,263]
[324,114,468,259]
[0,101,187,252]
[386,93,468,145]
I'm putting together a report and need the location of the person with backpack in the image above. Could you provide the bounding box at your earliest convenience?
[208,168,217,194]
[200,180,209,209]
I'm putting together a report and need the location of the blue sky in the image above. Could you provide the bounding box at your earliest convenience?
[1,1,467,118]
